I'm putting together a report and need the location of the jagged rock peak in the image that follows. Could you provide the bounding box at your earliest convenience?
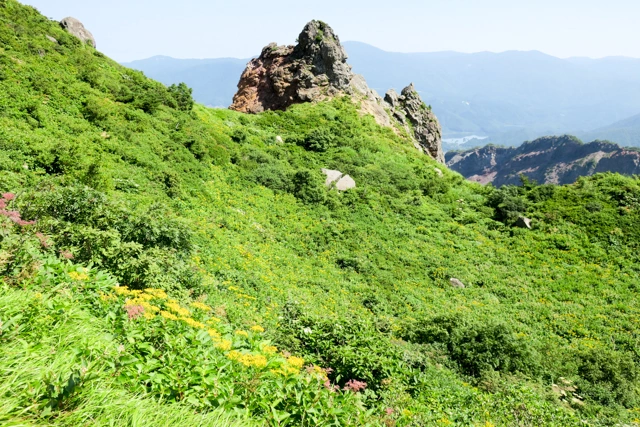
[385,84,444,163]
[230,20,354,114]
[60,17,96,48]
[230,21,444,164]
[292,21,352,89]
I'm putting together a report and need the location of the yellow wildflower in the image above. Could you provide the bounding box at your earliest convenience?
[68,271,89,281]
[286,356,305,369]
[143,311,156,320]
[235,330,249,337]
[260,343,277,354]
[190,301,212,311]
[208,329,221,340]
[250,325,265,333]
[160,311,178,321]
[114,286,132,296]
[207,317,222,324]
[227,351,267,368]
[144,288,167,299]
[99,292,116,302]
[165,302,190,317]
[180,317,205,329]
[216,339,232,351]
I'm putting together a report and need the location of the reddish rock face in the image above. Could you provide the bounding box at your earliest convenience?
[446,135,640,186]
[230,21,352,114]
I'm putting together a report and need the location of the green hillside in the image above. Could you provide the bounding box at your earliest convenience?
[2,1,640,426]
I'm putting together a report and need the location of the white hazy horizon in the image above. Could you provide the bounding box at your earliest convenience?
[20,0,640,62]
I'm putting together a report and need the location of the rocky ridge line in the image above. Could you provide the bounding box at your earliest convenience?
[446,135,640,186]
[230,20,443,163]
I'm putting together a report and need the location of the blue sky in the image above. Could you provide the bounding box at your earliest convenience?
[21,0,640,62]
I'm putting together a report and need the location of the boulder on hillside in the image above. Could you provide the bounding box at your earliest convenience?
[60,17,96,48]
[335,174,356,191]
[515,217,532,229]
[321,168,356,191]
[450,278,465,288]
[230,21,444,163]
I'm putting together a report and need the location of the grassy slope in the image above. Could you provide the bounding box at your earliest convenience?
[1,1,640,425]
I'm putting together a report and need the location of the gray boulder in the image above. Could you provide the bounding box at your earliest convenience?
[46,35,58,44]
[321,169,356,191]
[515,217,532,229]
[335,175,356,191]
[450,278,465,289]
[60,17,96,48]
[321,168,343,187]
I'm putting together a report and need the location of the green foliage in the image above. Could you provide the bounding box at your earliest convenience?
[168,82,195,111]
[292,169,326,203]
[1,2,640,425]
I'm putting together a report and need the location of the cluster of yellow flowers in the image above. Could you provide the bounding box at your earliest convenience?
[165,301,191,317]
[190,301,212,311]
[160,310,178,321]
[104,285,313,379]
[68,271,89,281]
[287,356,305,369]
[260,343,278,354]
[180,317,205,329]
[227,350,268,368]
[215,339,232,351]
[99,292,116,302]
[145,288,168,299]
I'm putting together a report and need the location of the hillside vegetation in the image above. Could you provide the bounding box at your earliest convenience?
[2,1,640,426]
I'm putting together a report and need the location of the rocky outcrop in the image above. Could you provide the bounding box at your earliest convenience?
[385,85,443,163]
[60,17,96,48]
[230,20,443,163]
[446,135,640,186]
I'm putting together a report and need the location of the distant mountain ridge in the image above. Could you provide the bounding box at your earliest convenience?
[123,56,248,107]
[124,43,640,146]
[446,135,640,186]
[578,113,640,147]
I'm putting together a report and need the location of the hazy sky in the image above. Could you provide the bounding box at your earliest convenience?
[21,0,640,62]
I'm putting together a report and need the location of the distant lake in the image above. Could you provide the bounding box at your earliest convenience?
[442,135,488,145]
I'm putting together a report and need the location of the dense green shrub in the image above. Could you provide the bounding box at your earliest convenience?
[292,169,326,203]
[575,348,639,408]
[168,82,194,112]
[299,128,336,152]
[400,316,540,378]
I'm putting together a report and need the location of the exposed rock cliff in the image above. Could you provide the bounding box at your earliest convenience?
[385,85,443,163]
[446,135,640,186]
[230,20,443,163]
[60,17,96,48]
